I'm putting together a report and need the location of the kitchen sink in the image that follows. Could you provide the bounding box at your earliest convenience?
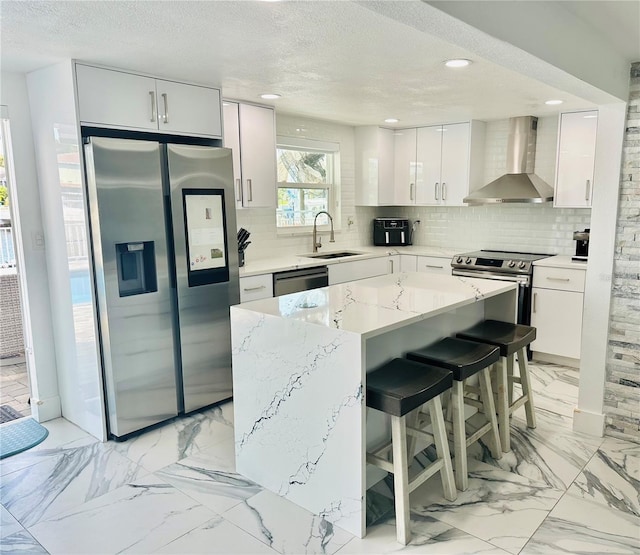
[301,251,366,260]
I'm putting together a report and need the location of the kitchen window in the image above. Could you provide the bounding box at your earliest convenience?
[276,137,340,231]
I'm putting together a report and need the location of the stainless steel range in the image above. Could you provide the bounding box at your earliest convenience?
[451,250,551,328]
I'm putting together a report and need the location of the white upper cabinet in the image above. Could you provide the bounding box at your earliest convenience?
[154,79,221,137]
[393,128,417,205]
[75,64,222,138]
[417,122,483,206]
[223,101,276,209]
[554,110,598,208]
[355,126,395,206]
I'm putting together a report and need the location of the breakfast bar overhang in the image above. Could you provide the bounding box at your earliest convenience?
[230,272,517,537]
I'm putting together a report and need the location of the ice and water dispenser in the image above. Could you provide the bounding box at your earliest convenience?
[116,241,158,297]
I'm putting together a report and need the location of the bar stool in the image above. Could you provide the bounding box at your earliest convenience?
[366,358,456,545]
[407,337,502,491]
[457,320,537,453]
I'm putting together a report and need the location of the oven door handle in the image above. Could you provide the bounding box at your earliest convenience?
[452,269,530,284]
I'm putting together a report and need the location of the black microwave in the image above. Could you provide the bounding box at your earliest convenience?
[373,218,410,246]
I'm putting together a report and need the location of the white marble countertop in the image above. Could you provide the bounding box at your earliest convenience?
[238,246,457,277]
[233,271,516,339]
[533,255,588,270]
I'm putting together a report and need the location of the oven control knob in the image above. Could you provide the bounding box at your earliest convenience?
[507,260,516,268]
[456,256,463,263]
[518,261,527,269]
[465,257,472,264]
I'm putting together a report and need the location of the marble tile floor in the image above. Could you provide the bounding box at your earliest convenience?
[0,361,638,555]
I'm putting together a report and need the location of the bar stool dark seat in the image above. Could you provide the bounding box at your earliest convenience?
[407,337,502,491]
[366,358,456,545]
[457,320,537,453]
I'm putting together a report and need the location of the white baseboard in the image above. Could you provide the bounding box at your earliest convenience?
[30,395,62,423]
[532,352,580,368]
[573,407,605,437]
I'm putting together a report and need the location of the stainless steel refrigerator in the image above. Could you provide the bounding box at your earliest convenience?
[84,136,240,439]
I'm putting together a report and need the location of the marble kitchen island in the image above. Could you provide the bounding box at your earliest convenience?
[230,272,517,538]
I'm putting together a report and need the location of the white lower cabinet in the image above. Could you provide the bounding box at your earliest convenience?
[239,274,273,303]
[416,255,451,275]
[400,254,417,272]
[328,257,393,285]
[531,265,585,360]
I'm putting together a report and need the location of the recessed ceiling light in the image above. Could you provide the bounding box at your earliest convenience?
[260,93,281,100]
[545,99,563,105]
[444,59,471,68]
[384,118,399,123]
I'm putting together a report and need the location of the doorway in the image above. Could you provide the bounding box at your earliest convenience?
[0,111,32,421]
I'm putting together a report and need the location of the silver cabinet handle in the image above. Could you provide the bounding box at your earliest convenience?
[161,93,169,123]
[389,259,394,273]
[546,276,571,282]
[247,179,253,201]
[442,182,447,201]
[425,264,444,269]
[435,182,439,200]
[149,91,156,122]
[243,285,266,292]
[410,183,414,201]
[585,179,591,202]
[533,292,537,313]
[236,178,242,202]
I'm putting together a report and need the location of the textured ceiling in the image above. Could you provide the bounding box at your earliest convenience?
[0,1,629,127]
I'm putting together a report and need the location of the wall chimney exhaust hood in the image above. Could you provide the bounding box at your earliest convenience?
[464,116,554,204]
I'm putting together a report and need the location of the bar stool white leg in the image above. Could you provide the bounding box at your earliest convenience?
[450,380,467,491]
[429,396,457,502]
[517,348,537,429]
[390,414,411,545]
[496,357,511,453]
[478,367,503,459]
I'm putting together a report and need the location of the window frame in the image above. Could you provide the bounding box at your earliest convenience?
[275,136,341,236]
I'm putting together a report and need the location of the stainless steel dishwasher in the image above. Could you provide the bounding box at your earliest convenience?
[273,266,329,296]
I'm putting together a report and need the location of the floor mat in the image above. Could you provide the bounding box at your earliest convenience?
[0,418,49,459]
[0,405,24,424]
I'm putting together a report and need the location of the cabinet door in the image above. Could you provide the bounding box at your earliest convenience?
[554,111,597,208]
[531,288,583,359]
[400,254,417,272]
[155,80,222,138]
[416,255,450,275]
[440,122,470,206]
[76,64,158,131]
[416,126,442,205]
[393,128,417,205]
[223,102,244,208]
[238,103,276,208]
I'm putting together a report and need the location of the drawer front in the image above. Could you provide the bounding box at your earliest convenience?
[533,266,585,292]
[240,274,273,303]
[416,255,451,275]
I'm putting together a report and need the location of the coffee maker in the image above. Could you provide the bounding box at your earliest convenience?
[573,229,590,261]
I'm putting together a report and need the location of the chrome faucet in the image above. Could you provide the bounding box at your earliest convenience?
[312,210,335,252]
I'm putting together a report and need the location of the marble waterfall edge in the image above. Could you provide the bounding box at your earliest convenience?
[231,307,365,536]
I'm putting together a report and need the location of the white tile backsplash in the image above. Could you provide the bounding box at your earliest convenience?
[237,114,590,260]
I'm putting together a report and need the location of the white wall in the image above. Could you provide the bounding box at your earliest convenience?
[0,71,60,422]
[236,113,378,260]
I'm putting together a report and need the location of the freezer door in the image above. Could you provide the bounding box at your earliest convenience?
[84,137,178,437]
[167,144,240,413]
